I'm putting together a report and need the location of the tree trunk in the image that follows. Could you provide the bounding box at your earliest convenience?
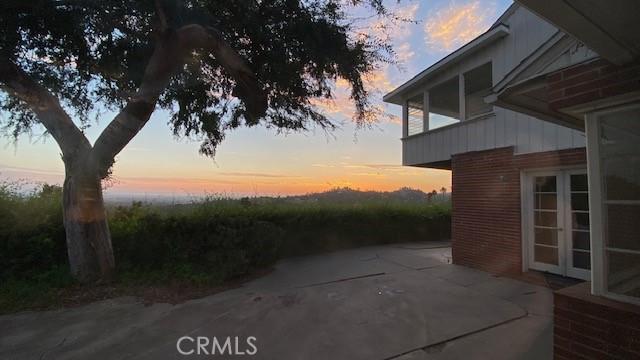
[62,168,115,283]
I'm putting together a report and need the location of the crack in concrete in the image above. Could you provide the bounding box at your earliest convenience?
[384,312,530,360]
[295,272,387,289]
[38,336,66,360]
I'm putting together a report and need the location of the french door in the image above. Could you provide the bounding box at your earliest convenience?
[525,169,591,280]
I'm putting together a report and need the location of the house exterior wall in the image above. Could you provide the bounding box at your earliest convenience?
[544,56,640,360]
[554,283,640,359]
[451,146,586,275]
[402,112,586,166]
[547,58,640,111]
[402,6,585,167]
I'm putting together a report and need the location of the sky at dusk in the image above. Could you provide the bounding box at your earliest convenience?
[0,0,512,198]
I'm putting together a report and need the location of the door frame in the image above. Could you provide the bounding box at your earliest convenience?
[521,165,590,279]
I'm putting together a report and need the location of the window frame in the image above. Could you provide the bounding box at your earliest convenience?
[401,62,495,137]
[586,102,640,306]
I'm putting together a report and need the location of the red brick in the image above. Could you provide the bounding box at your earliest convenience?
[549,69,600,91]
[551,90,601,110]
[548,59,640,110]
[554,290,640,360]
[601,79,640,98]
[562,60,606,78]
[547,72,563,83]
[572,342,610,360]
[451,146,586,275]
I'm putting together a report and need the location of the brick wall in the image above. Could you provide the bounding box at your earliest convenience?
[554,283,640,359]
[451,146,586,275]
[547,58,640,110]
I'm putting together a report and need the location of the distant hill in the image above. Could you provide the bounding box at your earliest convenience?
[270,187,449,204]
[104,187,450,205]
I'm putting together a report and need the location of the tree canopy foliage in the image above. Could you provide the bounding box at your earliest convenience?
[0,0,396,157]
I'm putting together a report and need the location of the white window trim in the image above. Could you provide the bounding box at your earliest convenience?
[586,103,640,306]
[520,166,590,279]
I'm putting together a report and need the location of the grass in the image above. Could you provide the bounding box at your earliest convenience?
[0,182,451,314]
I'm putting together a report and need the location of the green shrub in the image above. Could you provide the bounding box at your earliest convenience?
[0,182,67,280]
[0,182,451,300]
[109,203,283,283]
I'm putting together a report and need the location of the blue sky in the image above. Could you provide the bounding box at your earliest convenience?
[0,0,512,197]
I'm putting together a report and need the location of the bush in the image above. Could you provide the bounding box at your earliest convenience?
[0,182,451,289]
[0,182,67,280]
[109,203,283,283]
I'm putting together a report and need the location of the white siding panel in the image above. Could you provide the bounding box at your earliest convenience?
[556,123,574,150]
[420,133,427,163]
[427,133,432,163]
[485,116,495,149]
[411,139,418,164]
[454,126,463,155]
[413,134,420,164]
[476,120,485,151]
[400,115,586,166]
[442,128,451,157]
[431,132,439,162]
[505,111,518,146]
[437,131,445,161]
[478,120,487,150]
[429,132,440,161]
[404,139,410,165]
[450,126,458,155]
[460,123,469,153]
[542,120,558,151]
[456,125,465,155]
[572,130,586,148]
[467,122,477,151]
[449,127,458,155]
[513,10,528,62]
[516,113,531,153]
[529,118,544,153]
[495,110,506,148]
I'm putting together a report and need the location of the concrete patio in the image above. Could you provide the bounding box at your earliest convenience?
[0,242,553,359]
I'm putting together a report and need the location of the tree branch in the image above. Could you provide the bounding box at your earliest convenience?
[154,0,169,32]
[91,24,267,177]
[0,58,91,162]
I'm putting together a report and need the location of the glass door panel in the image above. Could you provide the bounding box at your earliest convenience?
[533,176,561,268]
[568,173,591,277]
[527,170,591,280]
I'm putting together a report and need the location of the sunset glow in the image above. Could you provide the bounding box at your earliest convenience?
[0,0,510,198]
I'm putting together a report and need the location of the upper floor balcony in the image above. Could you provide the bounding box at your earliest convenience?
[400,62,495,168]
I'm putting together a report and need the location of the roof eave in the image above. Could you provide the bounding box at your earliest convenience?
[516,0,637,65]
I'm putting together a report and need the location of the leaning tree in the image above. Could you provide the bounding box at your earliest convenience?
[0,0,400,282]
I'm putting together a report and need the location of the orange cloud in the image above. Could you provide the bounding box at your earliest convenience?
[311,2,420,123]
[395,42,415,64]
[366,3,420,43]
[424,1,496,52]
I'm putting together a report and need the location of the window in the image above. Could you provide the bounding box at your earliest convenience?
[463,62,493,119]
[407,93,424,136]
[588,105,640,303]
[428,76,460,130]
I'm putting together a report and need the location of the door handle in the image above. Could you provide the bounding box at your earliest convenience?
[557,227,564,232]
